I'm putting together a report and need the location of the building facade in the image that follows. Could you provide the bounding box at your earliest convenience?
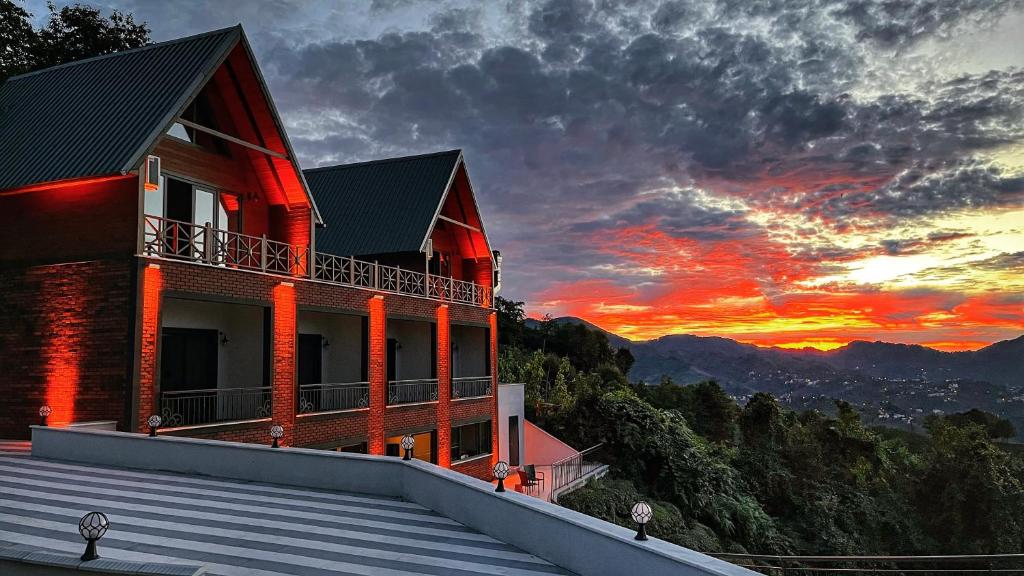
[0,26,503,479]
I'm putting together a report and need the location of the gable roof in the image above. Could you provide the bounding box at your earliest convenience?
[305,150,468,257]
[0,26,320,221]
[0,27,239,192]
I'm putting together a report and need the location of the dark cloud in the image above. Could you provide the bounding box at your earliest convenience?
[77,0,1024,303]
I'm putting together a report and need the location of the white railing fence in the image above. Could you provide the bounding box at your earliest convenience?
[142,215,492,307]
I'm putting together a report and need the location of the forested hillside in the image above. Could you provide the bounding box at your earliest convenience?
[498,298,1024,556]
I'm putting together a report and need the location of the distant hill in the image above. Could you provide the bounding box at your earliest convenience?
[804,336,1024,389]
[527,316,1024,437]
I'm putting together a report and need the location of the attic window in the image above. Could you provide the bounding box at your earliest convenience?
[166,100,230,156]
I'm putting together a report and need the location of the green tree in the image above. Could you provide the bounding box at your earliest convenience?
[1,1,149,82]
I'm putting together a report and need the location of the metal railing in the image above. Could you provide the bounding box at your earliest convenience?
[550,443,604,496]
[452,376,493,399]
[143,215,492,307]
[710,552,1024,574]
[298,382,369,414]
[388,378,439,405]
[159,386,272,428]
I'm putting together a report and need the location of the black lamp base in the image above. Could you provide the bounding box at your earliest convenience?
[495,478,505,492]
[635,524,648,541]
[81,539,99,561]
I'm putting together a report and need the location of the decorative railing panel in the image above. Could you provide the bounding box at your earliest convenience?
[144,215,492,308]
[388,379,439,405]
[298,382,370,414]
[452,376,492,399]
[159,386,272,428]
[550,444,604,498]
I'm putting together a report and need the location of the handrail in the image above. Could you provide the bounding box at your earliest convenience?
[298,381,370,413]
[387,378,439,405]
[452,376,493,399]
[142,214,493,308]
[550,443,605,498]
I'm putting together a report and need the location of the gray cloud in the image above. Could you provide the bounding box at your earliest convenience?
[49,0,1024,301]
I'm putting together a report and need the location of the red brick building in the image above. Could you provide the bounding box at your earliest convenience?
[0,26,502,480]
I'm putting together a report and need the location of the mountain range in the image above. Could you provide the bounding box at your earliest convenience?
[534,316,1024,436]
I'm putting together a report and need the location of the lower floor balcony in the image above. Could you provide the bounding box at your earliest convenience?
[159,386,272,428]
[388,379,439,405]
[452,376,492,399]
[298,382,370,414]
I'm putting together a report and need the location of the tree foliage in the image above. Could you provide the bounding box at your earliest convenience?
[1,1,149,81]
[498,298,1024,556]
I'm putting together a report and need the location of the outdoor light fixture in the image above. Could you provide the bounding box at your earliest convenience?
[322,337,330,348]
[631,501,653,541]
[147,415,162,437]
[401,434,415,460]
[493,460,510,492]
[270,424,284,448]
[39,405,52,427]
[78,511,109,561]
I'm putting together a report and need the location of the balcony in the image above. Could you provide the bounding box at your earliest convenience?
[298,382,369,414]
[388,379,439,405]
[142,215,493,307]
[159,386,272,428]
[452,376,492,399]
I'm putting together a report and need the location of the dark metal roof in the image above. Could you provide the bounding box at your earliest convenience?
[0,27,240,191]
[305,150,462,257]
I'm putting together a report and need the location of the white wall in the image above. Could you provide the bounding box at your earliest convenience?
[162,298,264,389]
[498,383,525,466]
[524,420,579,465]
[386,319,433,381]
[298,311,364,383]
[452,324,487,378]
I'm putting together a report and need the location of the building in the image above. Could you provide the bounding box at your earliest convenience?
[0,26,507,480]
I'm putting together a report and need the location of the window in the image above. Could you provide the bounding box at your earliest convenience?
[508,416,520,467]
[336,442,367,454]
[451,420,492,461]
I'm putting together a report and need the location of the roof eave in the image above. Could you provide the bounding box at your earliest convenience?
[119,26,242,178]
[235,29,324,225]
[419,152,495,263]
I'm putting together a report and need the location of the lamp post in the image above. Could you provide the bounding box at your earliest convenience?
[631,502,652,541]
[493,460,510,493]
[147,415,162,437]
[39,405,52,427]
[270,424,284,448]
[78,511,109,561]
[401,434,415,460]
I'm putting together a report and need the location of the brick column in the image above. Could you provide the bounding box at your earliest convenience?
[137,263,162,432]
[489,311,499,468]
[436,305,451,468]
[272,282,296,444]
[368,295,386,455]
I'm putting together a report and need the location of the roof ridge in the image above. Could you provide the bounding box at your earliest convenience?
[4,25,241,82]
[304,149,462,173]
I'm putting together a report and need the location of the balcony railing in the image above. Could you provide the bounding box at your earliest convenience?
[159,386,272,428]
[452,376,493,399]
[388,379,439,405]
[298,382,370,414]
[550,443,605,498]
[142,215,492,307]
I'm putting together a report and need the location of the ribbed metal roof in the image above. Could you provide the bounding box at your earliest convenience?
[305,150,462,257]
[0,27,239,191]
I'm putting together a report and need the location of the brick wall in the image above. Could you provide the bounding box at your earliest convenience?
[134,258,496,477]
[0,258,135,438]
[0,176,138,266]
[451,456,494,481]
[436,305,451,467]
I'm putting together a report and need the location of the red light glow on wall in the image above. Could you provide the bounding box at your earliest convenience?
[436,305,451,468]
[137,263,163,430]
[272,281,297,443]
[38,266,91,426]
[368,295,386,455]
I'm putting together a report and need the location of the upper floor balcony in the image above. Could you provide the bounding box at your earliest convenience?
[141,214,493,308]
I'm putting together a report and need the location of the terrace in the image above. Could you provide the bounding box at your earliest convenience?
[142,214,493,308]
[12,426,757,576]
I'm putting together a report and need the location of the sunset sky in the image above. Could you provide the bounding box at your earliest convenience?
[29,0,1024,350]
